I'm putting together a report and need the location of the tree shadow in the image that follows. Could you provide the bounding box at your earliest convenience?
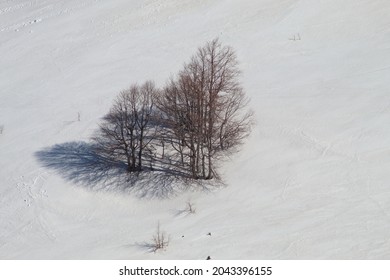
[132,241,163,253]
[35,141,220,199]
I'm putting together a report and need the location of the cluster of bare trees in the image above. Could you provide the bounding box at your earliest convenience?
[93,81,157,172]
[94,39,253,180]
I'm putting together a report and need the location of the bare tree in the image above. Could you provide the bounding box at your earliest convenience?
[94,81,158,172]
[157,38,253,179]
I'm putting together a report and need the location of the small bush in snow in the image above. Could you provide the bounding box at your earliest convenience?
[151,222,169,252]
[186,201,196,214]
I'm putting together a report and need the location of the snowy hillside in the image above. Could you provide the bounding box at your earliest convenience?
[1,0,390,259]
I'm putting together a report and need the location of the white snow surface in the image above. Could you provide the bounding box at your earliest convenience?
[1,0,390,259]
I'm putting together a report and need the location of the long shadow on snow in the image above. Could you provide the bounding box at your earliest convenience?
[35,141,216,199]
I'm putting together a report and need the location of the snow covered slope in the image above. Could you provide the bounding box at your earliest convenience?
[1,0,390,259]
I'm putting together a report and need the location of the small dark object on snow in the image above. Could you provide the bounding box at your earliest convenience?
[206,256,211,260]
[207,232,211,236]
[182,235,184,238]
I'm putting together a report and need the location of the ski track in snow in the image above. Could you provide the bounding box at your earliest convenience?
[14,170,57,242]
[273,124,363,163]
[0,0,102,33]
